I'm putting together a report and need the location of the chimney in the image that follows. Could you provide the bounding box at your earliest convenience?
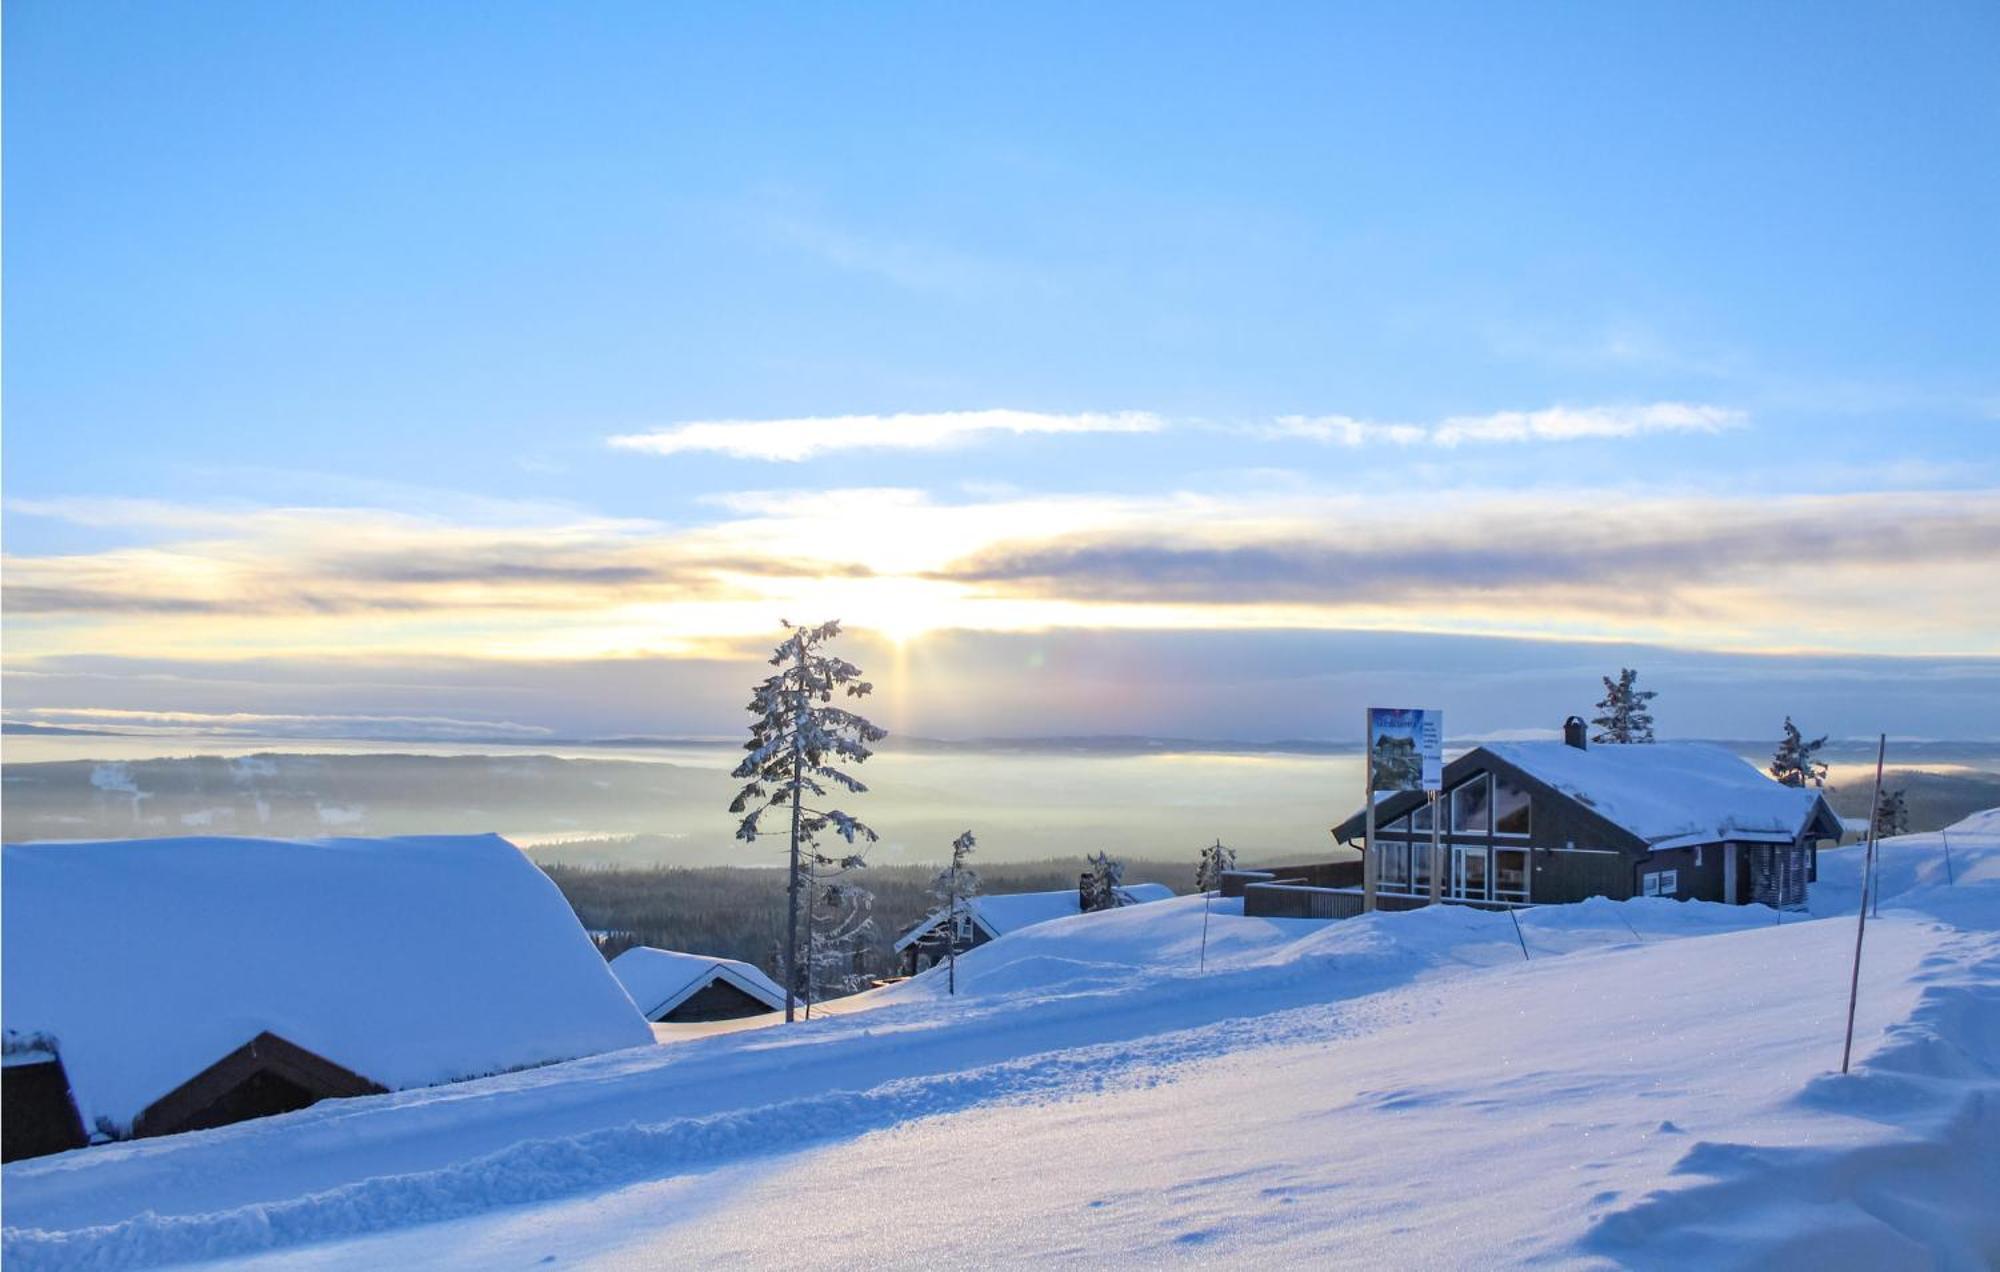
[1563,715,1587,750]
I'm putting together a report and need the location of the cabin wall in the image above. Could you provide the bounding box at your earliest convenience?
[663,978,777,1022]
[1,1058,87,1162]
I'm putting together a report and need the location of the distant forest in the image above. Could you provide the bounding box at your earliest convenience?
[543,856,1196,987]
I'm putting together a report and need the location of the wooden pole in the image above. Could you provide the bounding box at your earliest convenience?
[1363,710,1377,914]
[1429,790,1444,906]
[1840,734,1887,1075]
[1942,829,1955,887]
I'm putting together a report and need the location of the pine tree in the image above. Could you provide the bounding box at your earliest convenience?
[1195,838,1236,892]
[1873,787,1909,840]
[1590,667,1658,744]
[1081,851,1126,912]
[729,619,886,1023]
[1768,717,1829,788]
[930,830,980,995]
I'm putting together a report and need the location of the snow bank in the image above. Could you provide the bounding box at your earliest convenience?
[1,835,653,1135]
[1809,813,2000,920]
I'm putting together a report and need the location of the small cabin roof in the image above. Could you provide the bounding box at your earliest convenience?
[609,947,786,1019]
[1,834,654,1134]
[894,883,1177,952]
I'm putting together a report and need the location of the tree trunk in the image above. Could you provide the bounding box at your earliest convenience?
[784,638,805,1024]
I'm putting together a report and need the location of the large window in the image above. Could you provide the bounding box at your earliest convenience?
[1495,848,1529,901]
[1379,841,1409,890]
[1493,776,1532,837]
[1383,814,1410,838]
[1451,775,1491,836]
[1412,839,1435,891]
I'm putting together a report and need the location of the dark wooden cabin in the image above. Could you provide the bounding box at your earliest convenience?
[609,947,788,1023]
[2,1033,87,1162]
[1311,723,1842,914]
[133,1032,385,1138]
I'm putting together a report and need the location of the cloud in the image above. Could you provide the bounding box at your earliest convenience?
[7,484,1997,672]
[1263,402,1744,448]
[6,706,555,741]
[607,410,1164,462]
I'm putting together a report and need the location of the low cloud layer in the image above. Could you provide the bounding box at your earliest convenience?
[1263,402,1744,448]
[607,409,1163,462]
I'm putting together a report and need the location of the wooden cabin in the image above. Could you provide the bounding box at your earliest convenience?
[0,834,653,1160]
[609,948,787,1022]
[1318,724,1843,914]
[895,883,1177,976]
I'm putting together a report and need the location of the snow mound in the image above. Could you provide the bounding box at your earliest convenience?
[1,835,653,1135]
[1945,806,2000,837]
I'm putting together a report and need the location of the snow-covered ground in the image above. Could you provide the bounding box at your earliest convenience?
[5,816,1997,1270]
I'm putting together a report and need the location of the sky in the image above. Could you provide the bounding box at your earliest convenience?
[4,1,1998,744]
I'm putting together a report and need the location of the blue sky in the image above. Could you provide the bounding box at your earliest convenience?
[4,2,1997,741]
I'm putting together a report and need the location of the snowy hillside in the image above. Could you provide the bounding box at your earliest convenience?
[4,823,1996,1269]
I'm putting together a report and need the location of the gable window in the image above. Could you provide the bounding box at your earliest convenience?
[1451,775,1491,836]
[1493,776,1532,837]
[1411,799,1435,833]
[1384,814,1410,838]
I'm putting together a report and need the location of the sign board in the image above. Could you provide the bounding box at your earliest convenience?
[1367,707,1443,793]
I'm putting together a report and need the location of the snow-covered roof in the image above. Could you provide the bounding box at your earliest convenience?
[609,947,786,1020]
[895,883,1177,952]
[1476,741,1836,849]
[1,834,654,1134]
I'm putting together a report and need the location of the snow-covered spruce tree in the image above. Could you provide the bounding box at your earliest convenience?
[931,830,980,995]
[1873,787,1909,840]
[1081,851,1127,913]
[1768,717,1829,788]
[1195,838,1236,893]
[729,619,886,1023]
[1590,667,1658,744]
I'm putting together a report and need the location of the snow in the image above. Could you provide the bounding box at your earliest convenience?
[0,834,653,1136]
[3,819,1996,1270]
[895,882,1177,951]
[608,947,785,1020]
[1478,740,1834,847]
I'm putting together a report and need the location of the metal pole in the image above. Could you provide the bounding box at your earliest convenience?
[1840,734,1887,1075]
[1200,889,1212,972]
[1508,906,1530,961]
[1942,829,1955,887]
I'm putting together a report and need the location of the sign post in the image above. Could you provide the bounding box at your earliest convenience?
[1365,708,1442,914]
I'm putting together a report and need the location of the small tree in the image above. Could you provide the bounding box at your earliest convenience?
[1768,717,1829,788]
[1195,838,1236,892]
[1591,667,1658,744]
[1081,851,1126,913]
[729,620,886,1023]
[1873,787,1909,840]
[805,871,875,1014]
[930,830,980,995]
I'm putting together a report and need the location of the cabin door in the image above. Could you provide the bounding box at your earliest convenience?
[1451,846,1490,901]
